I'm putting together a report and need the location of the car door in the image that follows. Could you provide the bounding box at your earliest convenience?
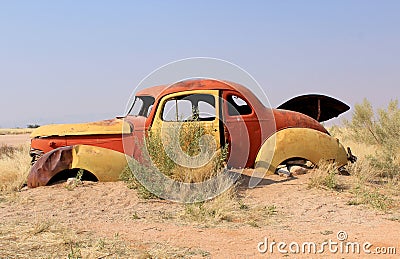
[151,90,221,167]
[222,90,261,168]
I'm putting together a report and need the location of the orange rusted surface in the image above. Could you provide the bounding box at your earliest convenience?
[272,109,328,134]
[28,146,73,188]
[31,134,128,154]
[30,119,131,138]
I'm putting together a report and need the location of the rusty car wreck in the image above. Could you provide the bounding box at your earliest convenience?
[28,79,356,188]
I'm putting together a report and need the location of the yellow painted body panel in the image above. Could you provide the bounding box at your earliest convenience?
[151,89,221,148]
[30,119,131,138]
[71,145,129,181]
[255,128,348,176]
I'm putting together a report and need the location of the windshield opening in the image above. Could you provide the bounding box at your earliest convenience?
[128,96,155,117]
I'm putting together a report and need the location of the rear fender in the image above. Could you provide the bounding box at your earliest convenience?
[28,145,129,188]
[254,128,348,176]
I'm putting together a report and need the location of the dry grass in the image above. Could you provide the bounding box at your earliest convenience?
[144,123,227,183]
[326,122,400,212]
[0,218,138,258]
[307,152,398,212]
[181,184,280,228]
[0,143,31,194]
[0,128,34,135]
[308,161,342,191]
[346,158,397,212]
[121,122,231,202]
[330,126,378,159]
[171,148,226,183]
[181,185,240,223]
[0,214,210,258]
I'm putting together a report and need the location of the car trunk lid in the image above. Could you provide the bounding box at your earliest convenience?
[277,94,350,122]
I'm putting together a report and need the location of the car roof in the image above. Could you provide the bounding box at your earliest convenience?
[136,79,266,109]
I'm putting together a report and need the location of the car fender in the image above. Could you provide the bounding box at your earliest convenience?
[28,145,129,188]
[254,128,348,176]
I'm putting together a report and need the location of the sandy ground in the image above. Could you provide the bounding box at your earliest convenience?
[0,135,399,258]
[0,134,30,146]
[1,175,399,258]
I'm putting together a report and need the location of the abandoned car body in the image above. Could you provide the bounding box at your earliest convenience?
[28,79,355,188]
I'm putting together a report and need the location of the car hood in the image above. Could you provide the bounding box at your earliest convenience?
[30,118,132,138]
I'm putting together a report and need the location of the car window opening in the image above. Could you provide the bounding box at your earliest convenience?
[129,96,155,117]
[162,94,216,122]
[227,95,252,116]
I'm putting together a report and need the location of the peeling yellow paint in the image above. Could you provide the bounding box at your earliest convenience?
[30,119,132,138]
[255,128,348,176]
[71,145,129,182]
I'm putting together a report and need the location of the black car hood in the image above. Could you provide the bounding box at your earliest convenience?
[277,94,350,122]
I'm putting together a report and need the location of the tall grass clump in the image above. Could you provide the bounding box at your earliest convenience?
[344,98,400,180]
[145,121,228,183]
[308,161,341,190]
[121,119,231,202]
[182,185,240,223]
[0,144,31,193]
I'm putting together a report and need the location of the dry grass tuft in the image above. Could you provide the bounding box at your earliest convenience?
[343,98,400,178]
[1,214,211,258]
[181,184,280,227]
[323,99,400,212]
[144,123,228,183]
[346,157,396,211]
[121,121,230,202]
[0,143,31,194]
[182,185,240,223]
[308,161,341,191]
[0,218,137,258]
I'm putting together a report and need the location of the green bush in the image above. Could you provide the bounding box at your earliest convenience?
[27,124,40,129]
[344,98,400,178]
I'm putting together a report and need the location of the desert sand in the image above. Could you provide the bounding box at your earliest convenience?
[0,135,399,258]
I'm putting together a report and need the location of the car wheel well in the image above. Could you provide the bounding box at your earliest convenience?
[47,168,98,185]
[280,157,314,167]
[275,157,315,176]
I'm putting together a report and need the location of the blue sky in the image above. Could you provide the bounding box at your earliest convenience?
[0,1,399,127]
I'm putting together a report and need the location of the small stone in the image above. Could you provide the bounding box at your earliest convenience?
[290,166,309,175]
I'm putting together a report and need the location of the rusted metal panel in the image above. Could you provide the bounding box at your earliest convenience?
[30,134,131,156]
[272,109,329,134]
[30,118,134,158]
[30,119,132,138]
[221,89,262,169]
[27,146,73,188]
[27,145,128,188]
